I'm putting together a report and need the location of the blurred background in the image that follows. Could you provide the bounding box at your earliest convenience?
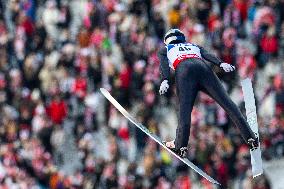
[0,0,283,188]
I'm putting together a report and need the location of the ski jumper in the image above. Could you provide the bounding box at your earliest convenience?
[158,43,256,149]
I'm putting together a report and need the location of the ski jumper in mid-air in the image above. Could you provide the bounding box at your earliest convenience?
[158,29,258,158]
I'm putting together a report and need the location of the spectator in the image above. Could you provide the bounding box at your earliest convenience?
[47,94,67,124]
[259,26,279,66]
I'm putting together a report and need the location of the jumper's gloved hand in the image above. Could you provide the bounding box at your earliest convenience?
[159,80,169,95]
[220,63,235,72]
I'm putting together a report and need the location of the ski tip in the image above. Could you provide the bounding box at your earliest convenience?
[100,88,108,94]
[241,78,251,84]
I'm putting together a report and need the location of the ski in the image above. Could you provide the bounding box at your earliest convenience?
[241,78,263,178]
[100,88,220,185]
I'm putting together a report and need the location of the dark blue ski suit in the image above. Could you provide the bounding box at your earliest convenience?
[158,43,256,149]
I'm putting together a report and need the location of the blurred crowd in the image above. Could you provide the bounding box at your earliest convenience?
[0,0,283,188]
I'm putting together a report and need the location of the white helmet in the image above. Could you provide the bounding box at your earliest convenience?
[164,29,186,45]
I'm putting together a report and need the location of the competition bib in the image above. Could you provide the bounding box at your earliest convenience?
[166,43,202,69]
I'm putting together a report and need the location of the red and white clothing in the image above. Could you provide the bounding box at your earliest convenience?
[166,43,202,70]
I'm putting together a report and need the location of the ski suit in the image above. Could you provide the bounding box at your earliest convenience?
[158,42,256,149]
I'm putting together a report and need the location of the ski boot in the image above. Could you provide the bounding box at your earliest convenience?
[247,137,259,150]
[163,140,188,158]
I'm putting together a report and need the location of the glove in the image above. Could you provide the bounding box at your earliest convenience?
[220,63,235,72]
[159,80,169,95]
